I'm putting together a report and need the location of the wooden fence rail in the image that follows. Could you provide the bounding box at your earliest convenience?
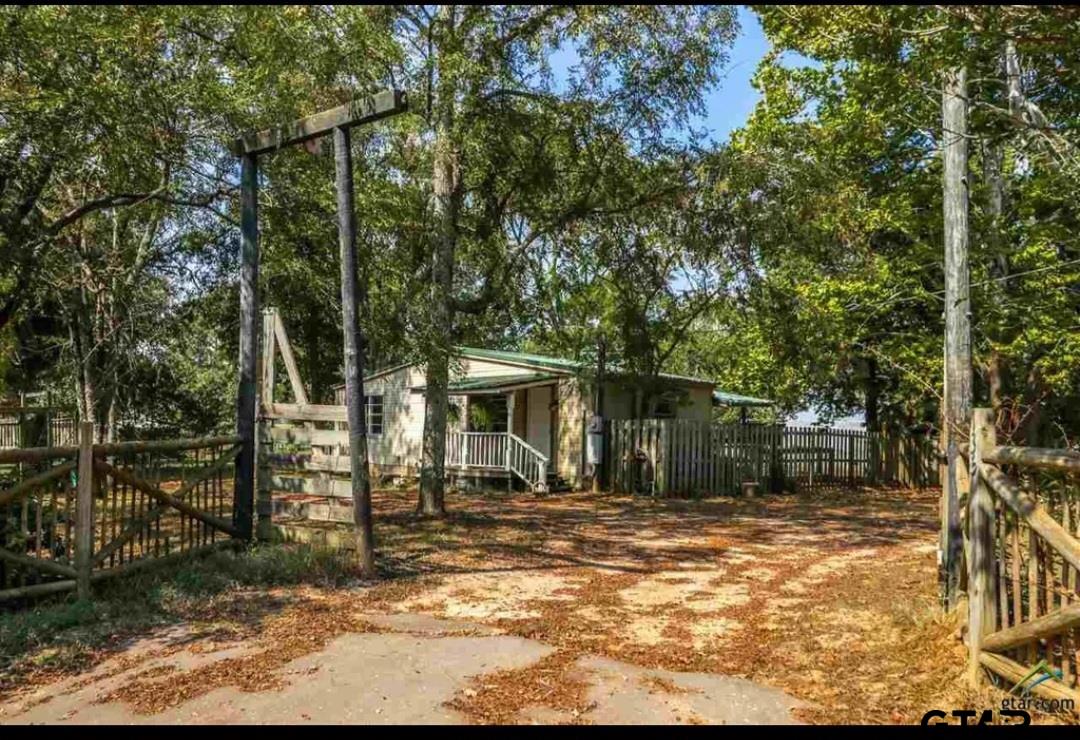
[0,423,242,603]
[967,407,1080,712]
[605,419,938,497]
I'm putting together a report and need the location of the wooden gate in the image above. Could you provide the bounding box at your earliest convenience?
[967,407,1080,709]
[0,423,241,603]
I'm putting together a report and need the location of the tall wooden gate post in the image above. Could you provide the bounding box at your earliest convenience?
[75,421,95,600]
[334,125,375,577]
[233,153,259,541]
[967,408,997,686]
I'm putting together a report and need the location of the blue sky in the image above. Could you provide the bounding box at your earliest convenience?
[548,6,770,143]
[693,5,769,144]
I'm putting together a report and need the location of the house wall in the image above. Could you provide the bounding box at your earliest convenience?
[556,377,586,485]
[336,357,562,477]
[331,357,713,486]
[525,385,553,458]
[359,365,426,474]
[593,381,713,422]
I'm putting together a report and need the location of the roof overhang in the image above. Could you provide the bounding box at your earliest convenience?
[712,391,775,408]
[411,372,562,396]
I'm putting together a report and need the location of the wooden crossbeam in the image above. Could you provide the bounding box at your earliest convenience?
[93,435,240,456]
[232,90,407,156]
[93,460,240,538]
[270,426,349,447]
[0,445,77,465]
[983,601,1080,654]
[0,546,78,579]
[984,445,1080,476]
[265,403,349,423]
[0,461,75,507]
[983,463,1080,573]
[93,444,241,566]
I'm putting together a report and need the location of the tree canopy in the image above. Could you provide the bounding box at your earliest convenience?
[2,4,1079,450]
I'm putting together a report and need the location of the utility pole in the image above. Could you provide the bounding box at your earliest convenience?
[941,66,972,610]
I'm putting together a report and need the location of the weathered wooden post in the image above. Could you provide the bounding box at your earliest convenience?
[234,152,259,541]
[942,66,972,609]
[591,334,606,493]
[75,421,95,600]
[255,308,276,541]
[967,407,997,686]
[334,125,376,577]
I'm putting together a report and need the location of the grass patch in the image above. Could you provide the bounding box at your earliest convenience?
[0,542,358,698]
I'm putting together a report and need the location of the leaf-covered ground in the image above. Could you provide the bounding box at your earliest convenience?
[1,487,1067,724]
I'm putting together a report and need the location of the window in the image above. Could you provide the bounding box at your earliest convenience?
[365,395,383,436]
[652,395,677,419]
[468,395,508,433]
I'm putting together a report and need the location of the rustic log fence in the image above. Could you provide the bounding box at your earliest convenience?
[606,419,939,497]
[0,422,242,603]
[967,408,1080,710]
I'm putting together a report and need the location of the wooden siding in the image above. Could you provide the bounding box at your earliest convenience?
[328,358,714,488]
[557,377,585,485]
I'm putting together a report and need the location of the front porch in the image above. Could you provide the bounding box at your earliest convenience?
[445,431,550,492]
[436,375,563,492]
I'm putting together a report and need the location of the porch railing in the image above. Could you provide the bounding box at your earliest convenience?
[445,431,549,492]
[446,431,508,469]
[507,433,549,493]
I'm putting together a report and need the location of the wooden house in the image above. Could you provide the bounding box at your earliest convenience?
[331,347,759,492]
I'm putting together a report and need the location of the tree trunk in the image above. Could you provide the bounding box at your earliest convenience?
[981,37,1022,420]
[418,5,460,518]
[941,65,972,610]
[1022,365,1045,447]
[865,357,880,484]
[864,357,880,432]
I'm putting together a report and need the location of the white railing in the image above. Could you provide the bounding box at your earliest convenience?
[0,421,18,449]
[507,433,549,493]
[446,431,509,469]
[444,430,550,492]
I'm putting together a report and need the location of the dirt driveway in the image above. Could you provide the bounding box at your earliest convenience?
[1,487,982,725]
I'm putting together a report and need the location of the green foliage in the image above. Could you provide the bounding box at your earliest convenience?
[6,5,1077,449]
[680,5,1080,437]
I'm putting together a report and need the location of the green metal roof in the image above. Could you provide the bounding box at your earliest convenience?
[457,346,582,373]
[457,346,716,386]
[712,391,775,407]
[413,372,561,394]
[361,346,758,401]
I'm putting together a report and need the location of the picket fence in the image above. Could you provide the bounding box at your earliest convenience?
[605,419,939,496]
